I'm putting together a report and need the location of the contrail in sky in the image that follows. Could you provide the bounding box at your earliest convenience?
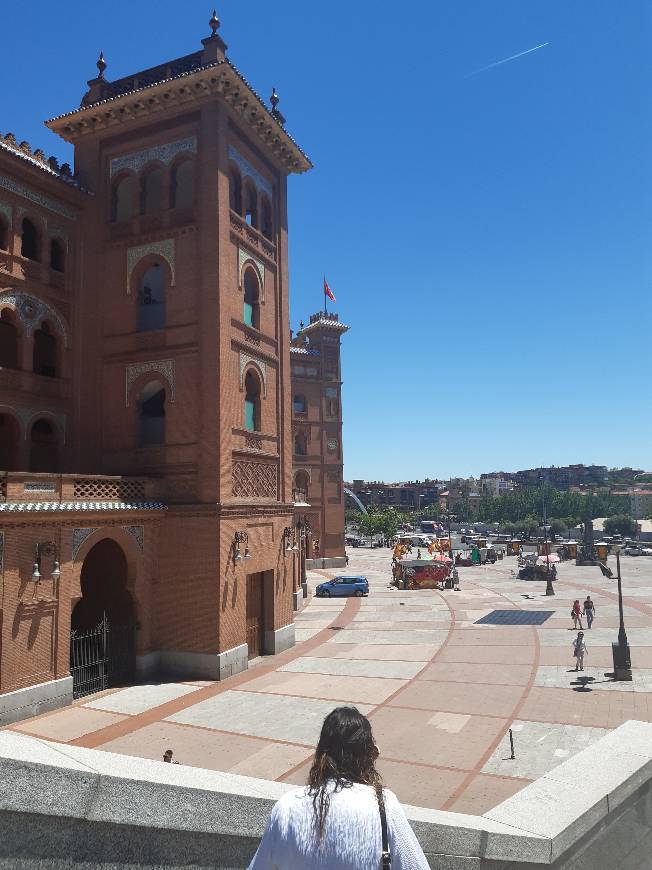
[465,42,550,78]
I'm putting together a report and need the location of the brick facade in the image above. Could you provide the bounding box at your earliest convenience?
[291,313,348,566]
[0,17,337,714]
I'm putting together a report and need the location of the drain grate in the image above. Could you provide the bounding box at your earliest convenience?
[475,610,554,626]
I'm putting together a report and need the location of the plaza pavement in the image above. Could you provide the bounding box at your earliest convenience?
[6,548,652,815]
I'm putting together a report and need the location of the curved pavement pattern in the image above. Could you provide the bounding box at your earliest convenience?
[7,549,652,815]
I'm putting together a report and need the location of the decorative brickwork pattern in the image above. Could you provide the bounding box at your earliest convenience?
[228,146,272,198]
[110,137,197,177]
[0,292,70,346]
[125,359,175,405]
[232,460,278,499]
[0,530,4,573]
[126,239,175,292]
[73,479,145,501]
[48,224,69,247]
[238,246,265,291]
[0,173,76,220]
[72,527,98,561]
[239,353,266,393]
[24,482,57,493]
[124,525,144,552]
[15,408,66,443]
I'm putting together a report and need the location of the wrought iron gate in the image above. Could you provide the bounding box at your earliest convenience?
[70,614,135,699]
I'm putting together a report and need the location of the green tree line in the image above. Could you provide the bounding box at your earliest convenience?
[475,486,629,525]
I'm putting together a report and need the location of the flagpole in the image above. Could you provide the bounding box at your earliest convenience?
[323,274,328,315]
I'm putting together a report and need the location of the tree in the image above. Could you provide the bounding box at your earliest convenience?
[603,515,637,537]
[377,508,404,541]
[357,512,382,546]
[549,518,568,538]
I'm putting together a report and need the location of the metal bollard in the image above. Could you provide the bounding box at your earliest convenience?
[509,728,515,760]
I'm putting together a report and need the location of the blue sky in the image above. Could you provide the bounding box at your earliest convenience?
[3,1,650,480]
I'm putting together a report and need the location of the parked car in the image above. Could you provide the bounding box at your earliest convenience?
[315,575,369,597]
[624,544,652,556]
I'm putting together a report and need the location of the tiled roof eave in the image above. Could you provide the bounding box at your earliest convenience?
[0,501,167,513]
[0,141,91,194]
[45,59,312,174]
[300,319,350,334]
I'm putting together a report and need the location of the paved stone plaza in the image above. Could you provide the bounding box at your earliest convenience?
[6,549,652,815]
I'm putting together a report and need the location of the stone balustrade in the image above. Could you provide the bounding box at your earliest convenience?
[0,720,650,868]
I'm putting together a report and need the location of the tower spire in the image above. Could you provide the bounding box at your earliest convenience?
[202,7,228,61]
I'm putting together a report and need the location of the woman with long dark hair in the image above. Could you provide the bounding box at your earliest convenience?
[249,706,429,869]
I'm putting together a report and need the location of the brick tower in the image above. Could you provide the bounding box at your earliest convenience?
[291,312,348,570]
[0,11,314,721]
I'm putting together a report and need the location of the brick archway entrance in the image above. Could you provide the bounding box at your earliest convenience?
[70,538,136,699]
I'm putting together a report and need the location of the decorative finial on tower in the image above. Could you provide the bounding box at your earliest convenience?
[96,51,107,80]
[270,87,286,126]
[209,8,220,36]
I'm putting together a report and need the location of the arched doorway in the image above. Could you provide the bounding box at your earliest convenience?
[70,539,136,698]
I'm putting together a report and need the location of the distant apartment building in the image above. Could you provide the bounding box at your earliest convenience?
[348,480,442,512]
[480,475,515,498]
[631,490,652,521]
[607,468,645,486]
[514,465,608,491]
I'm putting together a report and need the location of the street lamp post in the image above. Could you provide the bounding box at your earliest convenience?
[541,489,555,597]
[600,546,632,681]
[443,512,456,562]
[296,516,312,598]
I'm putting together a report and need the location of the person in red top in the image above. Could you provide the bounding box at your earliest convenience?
[571,599,583,630]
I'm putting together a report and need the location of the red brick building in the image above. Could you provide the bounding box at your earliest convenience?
[0,14,345,723]
[291,312,348,576]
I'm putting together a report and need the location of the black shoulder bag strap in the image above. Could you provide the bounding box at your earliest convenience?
[378,789,391,868]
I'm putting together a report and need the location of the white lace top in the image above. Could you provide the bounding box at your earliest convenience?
[248,782,430,869]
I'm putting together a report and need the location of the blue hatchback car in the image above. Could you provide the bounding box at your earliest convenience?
[315,575,369,598]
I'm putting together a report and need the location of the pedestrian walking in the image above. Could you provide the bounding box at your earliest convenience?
[583,596,596,629]
[573,631,588,671]
[571,599,583,630]
[249,706,429,869]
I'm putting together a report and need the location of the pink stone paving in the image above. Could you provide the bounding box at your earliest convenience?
[6,548,652,817]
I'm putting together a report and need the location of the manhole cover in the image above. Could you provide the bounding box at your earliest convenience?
[475,610,554,626]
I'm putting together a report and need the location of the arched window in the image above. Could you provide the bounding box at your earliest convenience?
[294,433,307,456]
[244,182,258,228]
[0,216,8,251]
[21,218,39,261]
[112,175,135,222]
[137,263,166,332]
[29,418,59,472]
[261,195,273,240]
[171,159,195,209]
[141,168,163,215]
[244,369,261,432]
[229,166,242,214]
[50,238,65,273]
[0,413,20,471]
[294,470,309,502]
[293,394,306,414]
[0,310,19,369]
[137,381,166,446]
[33,323,57,377]
[243,267,260,329]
